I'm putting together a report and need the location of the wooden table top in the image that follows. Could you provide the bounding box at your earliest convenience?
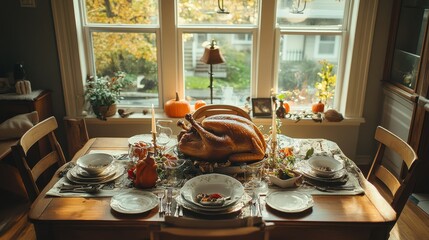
[28,137,397,240]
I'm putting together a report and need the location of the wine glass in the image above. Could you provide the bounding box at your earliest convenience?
[156,120,173,154]
[163,158,186,187]
[128,142,151,164]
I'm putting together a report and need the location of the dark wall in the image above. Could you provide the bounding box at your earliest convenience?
[0,0,67,155]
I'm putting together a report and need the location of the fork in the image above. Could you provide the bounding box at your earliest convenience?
[157,191,165,214]
[166,188,173,216]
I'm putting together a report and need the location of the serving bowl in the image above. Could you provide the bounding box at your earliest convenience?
[180,173,244,208]
[308,155,343,177]
[269,172,302,188]
[76,153,114,175]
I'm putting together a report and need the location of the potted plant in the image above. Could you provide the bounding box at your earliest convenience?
[313,60,336,113]
[84,71,132,119]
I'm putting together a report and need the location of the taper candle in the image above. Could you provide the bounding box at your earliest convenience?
[151,104,156,133]
[272,102,277,141]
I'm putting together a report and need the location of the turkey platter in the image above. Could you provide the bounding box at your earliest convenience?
[177,114,266,163]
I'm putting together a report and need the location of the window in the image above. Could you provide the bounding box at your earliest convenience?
[53,0,377,119]
[177,0,258,105]
[276,0,348,111]
[81,0,160,107]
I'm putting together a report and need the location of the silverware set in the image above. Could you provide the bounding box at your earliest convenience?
[301,180,355,192]
[158,188,183,217]
[250,191,262,217]
[59,184,101,193]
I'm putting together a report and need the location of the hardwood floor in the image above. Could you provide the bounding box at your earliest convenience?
[389,200,429,240]
[7,200,427,240]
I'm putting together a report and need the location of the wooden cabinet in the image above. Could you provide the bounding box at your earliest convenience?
[383,0,429,194]
[0,90,53,163]
[0,90,52,123]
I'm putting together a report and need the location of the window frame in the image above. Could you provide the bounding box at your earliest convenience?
[177,27,259,103]
[51,0,379,120]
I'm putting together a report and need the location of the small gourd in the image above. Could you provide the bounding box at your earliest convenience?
[134,152,158,189]
[312,101,325,113]
[283,101,290,114]
[194,100,206,110]
[164,92,191,118]
[324,109,344,122]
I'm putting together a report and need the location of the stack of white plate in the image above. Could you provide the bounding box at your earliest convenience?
[301,156,346,182]
[66,153,124,184]
[177,173,248,215]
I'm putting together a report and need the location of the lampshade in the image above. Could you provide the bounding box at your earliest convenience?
[200,41,225,65]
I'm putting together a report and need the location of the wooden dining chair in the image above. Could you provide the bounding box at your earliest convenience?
[64,117,89,159]
[193,104,251,121]
[12,116,67,202]
[367,126,419,216]
[150,216,273,240]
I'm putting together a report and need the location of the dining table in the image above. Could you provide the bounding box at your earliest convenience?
[28,135,397,240]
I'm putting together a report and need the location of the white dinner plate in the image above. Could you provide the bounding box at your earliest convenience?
[266,191,313,213]
[301,168,347,182]
[70,163,117,180]
[180,173,245,209]
[110,190,158,214]
[176,194,250,215]
[128,134,152,146]
[66,163,124,184]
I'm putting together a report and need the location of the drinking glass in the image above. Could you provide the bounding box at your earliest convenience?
[163,158,186,187]
[244,163,264,189]
[128,142,151,164]
[156,120,173,153]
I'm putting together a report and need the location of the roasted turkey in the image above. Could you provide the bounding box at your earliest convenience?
[177,114,266,163]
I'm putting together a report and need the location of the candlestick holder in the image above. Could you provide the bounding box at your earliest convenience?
[267,138,279,171]
[151,131,158,156]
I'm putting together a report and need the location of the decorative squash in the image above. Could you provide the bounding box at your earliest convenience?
[283,101,290,114]
[134,152,158,189]
[312,101,325,113]
[164,92,191,118]
[324,109,344,122]
[194,100,207,110]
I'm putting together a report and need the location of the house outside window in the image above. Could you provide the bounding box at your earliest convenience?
[275,0,348,111]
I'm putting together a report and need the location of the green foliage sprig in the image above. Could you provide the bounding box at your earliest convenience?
[315,60,336,104]
[84,71,132,107]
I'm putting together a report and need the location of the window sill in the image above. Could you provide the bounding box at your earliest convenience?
[84,112,365,126]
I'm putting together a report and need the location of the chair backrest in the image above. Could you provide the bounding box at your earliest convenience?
[12,116,67,202]
[367,126,419,215]
[193,104,251,121]
[150,216,273,240]
[64,118,89,158]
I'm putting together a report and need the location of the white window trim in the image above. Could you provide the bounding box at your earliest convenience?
[51,0,378,120]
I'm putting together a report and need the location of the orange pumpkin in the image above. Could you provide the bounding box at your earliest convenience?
[134,153,158,189]
[164,92,191,118]
[283,101,290,114]
[312,101,325,113]
[194,100,206,110]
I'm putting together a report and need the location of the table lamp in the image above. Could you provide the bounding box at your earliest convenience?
[200,39,225,104]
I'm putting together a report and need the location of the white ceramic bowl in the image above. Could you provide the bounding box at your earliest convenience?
[308,155,343,177]
[76,153,114,175]
[269,173,302,188]
[180,173,244,208]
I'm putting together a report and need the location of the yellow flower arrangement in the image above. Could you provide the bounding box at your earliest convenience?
[315,60,336,104]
